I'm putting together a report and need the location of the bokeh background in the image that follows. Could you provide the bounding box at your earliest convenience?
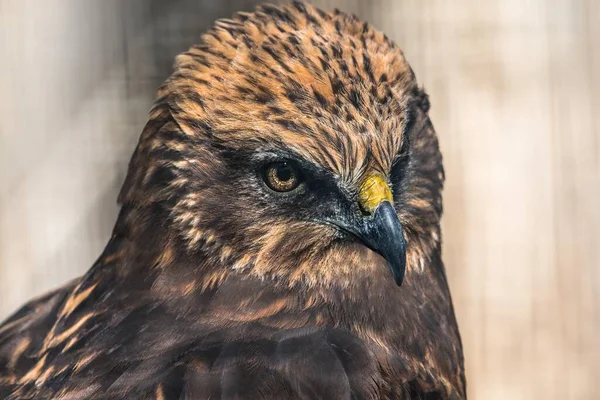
[1,1,598,399]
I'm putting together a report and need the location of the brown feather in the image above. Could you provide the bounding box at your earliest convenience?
[0,2,465,399]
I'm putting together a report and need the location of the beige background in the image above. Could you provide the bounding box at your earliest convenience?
[1,1,598,399]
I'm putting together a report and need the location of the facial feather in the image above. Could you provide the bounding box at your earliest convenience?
[115,2,442,289]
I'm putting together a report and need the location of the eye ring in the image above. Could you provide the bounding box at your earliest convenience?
[262,161,302,192]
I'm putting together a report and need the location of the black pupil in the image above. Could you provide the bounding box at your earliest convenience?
[276,164,293,181]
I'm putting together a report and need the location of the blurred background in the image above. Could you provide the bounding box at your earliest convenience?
[1,0,598,398]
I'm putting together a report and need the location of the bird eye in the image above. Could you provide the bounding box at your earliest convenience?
[262,161,301,192]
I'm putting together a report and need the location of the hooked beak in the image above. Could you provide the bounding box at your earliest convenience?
[349,201,407,286]
[332,174,407,286]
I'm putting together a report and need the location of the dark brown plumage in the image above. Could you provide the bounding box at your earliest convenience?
[0,2,465,399]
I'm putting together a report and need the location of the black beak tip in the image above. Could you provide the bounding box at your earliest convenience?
[331,201,407,287]
[363,201,407,287]
[389,258,406,286]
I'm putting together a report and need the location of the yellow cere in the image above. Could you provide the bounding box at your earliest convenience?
[358,174,393,214]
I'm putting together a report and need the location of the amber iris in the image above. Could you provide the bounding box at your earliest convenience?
[263,162,300,192]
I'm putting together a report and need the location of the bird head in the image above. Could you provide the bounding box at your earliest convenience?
[117,3,444,290]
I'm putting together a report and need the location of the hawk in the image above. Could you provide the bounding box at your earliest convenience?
[0,2,466,399]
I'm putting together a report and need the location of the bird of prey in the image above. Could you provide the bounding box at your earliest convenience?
[0,2,465,399]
